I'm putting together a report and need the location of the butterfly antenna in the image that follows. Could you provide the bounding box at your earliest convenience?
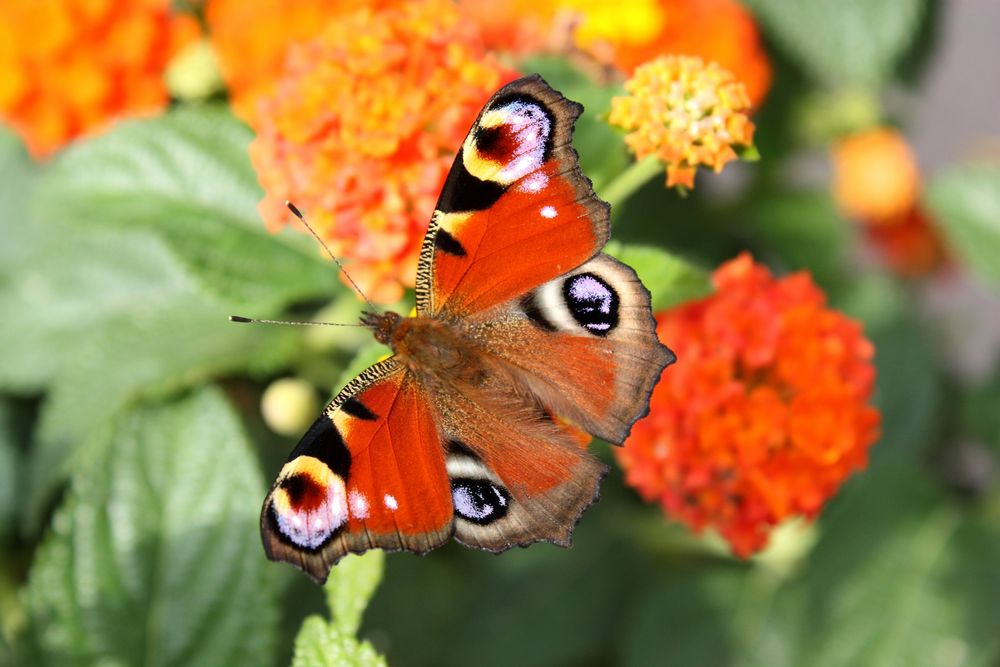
[285,201,379,312]
[229,315,364,327]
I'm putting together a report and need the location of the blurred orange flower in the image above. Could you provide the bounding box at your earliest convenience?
[832,127,921,224]
[576,0,772,106]
[248,0,516,303]
[618,254,880,557]
[865,206,948,278]
[609,55,756,189]
[205,0,362,124]
[0,0,199,157]
[461,0,772,106]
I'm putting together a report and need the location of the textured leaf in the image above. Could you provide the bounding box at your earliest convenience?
[621,569,739,667]
[32,106,334,309]
[0,401,18,538]
[0,153,307,526]
[13,225,303,528]
[744,0,926,86]
[324,551,385,636]
[838,275,945,465]
[0,128,38,269]
[926,164,1000,287]
[291,617,386,667]
[605,241,713,310]
[26,388,278,667]
[958,374,1000,452]
[778,467,982,667]
[0,222,193,392]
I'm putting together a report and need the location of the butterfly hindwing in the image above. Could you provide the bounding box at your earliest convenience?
[489,253,675,444]
[434,391,608,552]
[261,359,453,582]
[416,74,610,318]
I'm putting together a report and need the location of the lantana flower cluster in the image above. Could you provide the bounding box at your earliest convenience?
[205,0,353,124]
[247,0,516,303]
[609,55,756,189]
[0,0,198,157]
[617,254,881,556]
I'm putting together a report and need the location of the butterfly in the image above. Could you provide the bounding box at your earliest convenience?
[260,74,675,582]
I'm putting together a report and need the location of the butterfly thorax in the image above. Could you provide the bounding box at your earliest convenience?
[361,310,488,387]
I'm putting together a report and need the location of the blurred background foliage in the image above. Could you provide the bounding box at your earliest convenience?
[1,0,1000,666]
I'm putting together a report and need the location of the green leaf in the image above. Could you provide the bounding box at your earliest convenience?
[776,466,986,667]
[958,373,1000,452]
[1,155,309,525]
[744,0,926,87]
[836,274,944,465]
[0,127,38,270]
[621,569,739,666]
[290,617,386,667]
[0,401,19,539]
[289,542,386,667]
[323,551,385,636]
[26,388,278,667]
[623,563,802,667]
[32,105,334,310]
[605,241,713,310]
[11,223,303,528]
[926,164,1000,287]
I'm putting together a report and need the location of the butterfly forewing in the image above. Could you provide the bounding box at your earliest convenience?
[261,359,453,582]
[416,74,610,319]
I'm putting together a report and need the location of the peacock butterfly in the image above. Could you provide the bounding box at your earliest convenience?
[259,74,675,582]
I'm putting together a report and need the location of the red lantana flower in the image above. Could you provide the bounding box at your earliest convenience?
[617,254,880,556]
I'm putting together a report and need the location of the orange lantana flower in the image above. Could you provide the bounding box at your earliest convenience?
[618,254,880,557]
[0,0,199,157]
[205,0,360,124]
[248,0,516,303]
[575,0,772,106]
[832,127,921,224]
[461,0,772,107]
[609,55,756,189]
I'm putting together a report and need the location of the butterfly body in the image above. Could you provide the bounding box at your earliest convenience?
[262,75,675,582]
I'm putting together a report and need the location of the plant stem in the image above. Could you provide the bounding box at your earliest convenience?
[599,156,663,212]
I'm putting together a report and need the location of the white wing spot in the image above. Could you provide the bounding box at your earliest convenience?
[384,494,398,510]
[518,171,548,193]
[349,490,370,519]
[540,205,557,218]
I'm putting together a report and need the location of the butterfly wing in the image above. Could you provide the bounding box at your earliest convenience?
[416,74,610,319]
[435,387,608,552]
[261,359,453,582]
[480,252,675,445]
